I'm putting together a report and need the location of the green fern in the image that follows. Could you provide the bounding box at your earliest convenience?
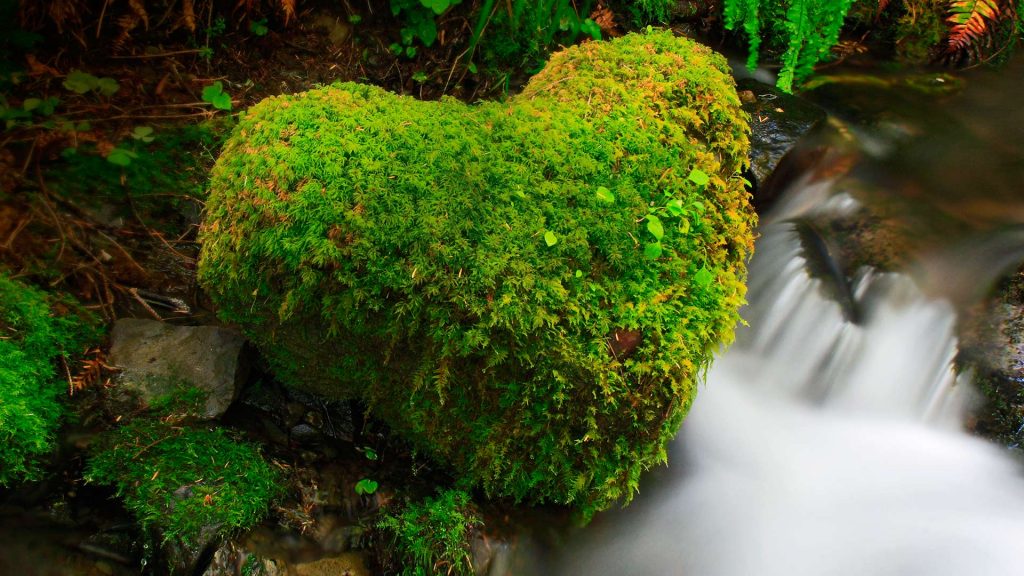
[724,0,860,92]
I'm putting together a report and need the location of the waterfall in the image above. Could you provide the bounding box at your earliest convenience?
[551,221,1024,576]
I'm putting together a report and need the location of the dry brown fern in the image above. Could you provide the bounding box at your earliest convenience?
[947,0,1007,51]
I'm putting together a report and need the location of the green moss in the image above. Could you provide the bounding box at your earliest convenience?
[376,489,481,576]
[199,31,754,517]
[0,272,97,485]
[85,417,281,547]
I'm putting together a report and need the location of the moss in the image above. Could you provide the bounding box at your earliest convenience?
[198,31,754,517]
[376,489,481,576]
[85,416,282,547]
[0,272,97,485]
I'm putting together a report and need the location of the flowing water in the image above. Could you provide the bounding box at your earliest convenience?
[534,59,1024,576]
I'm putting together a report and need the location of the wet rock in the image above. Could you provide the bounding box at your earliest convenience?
[290,423,324,445]
[959,264,1024,446]
[293,552,369,576]
[202,540,283,576]
[737,78,827,207]
[108,319,248,419]
[162,524,222,576]
[240,378,356,445]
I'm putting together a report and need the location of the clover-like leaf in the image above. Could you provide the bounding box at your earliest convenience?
[63,70,97,94]
[202,81,233,111]
[355,478,379,495]
[106,148,138,167]
[96,77,120,97]
[131,126,155,142]
[595,186,615,204]
[544,230,558,247]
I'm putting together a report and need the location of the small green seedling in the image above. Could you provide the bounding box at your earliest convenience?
[249,19,269,37]
[106,148,138,167]
[355,478,379,495]
[202,81,232,111]
[131,126,155,143]
[64,70,119,96]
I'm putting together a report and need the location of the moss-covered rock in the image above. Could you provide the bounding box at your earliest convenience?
[375,489,481,576]
[0,273,96,485]
[85,413,281,571]
[198,31,755,516]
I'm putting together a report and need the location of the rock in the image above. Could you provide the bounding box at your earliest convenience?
[108,319,248,419]
[293,552,369,576]
[162,523,222,576]
[202,540,284,576]
[736,78,827,207]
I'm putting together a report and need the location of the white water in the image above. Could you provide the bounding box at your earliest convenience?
[551,222,1024,576]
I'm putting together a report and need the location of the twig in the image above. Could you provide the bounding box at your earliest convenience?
[95,229,148,275]
[111,49,204,59]
[128,287,163,321]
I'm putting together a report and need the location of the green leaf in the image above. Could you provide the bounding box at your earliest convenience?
[646,215,664,240]
[131,126,155,142]
[544,231,558,247]
[580,18,602,40]
[363,447,378,461]
[63,70,98,94]
[421,0,451,15]
[96,77,120,97]
[688,168,710,187]
[467,62,478,74]
[412,70,428,83]
[691,201,706,214]
[249,18,269,36]
[106,148,137,167]
[666,199,685,217]
[355,478,379,495]
[644,242,663,259]
[575,270,583,278]
[595,186,615,204]
[202,82,233,111]
[22,98,40,111]
[694,265,714,287]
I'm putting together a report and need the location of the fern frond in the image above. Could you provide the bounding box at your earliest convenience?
[947,0,1003,51]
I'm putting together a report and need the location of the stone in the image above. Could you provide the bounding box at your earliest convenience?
[293,552,369,576]
[737,78,827,207]
[108,319,247,419]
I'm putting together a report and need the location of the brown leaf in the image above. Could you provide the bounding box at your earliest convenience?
[182,0,196,32]
[279,0,297,25]
[128,0,149,30]
[25,54,60,77]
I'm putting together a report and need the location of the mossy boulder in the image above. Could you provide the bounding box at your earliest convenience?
[0,273,96,485]
[85,413,281,573]
[199,31,755,515]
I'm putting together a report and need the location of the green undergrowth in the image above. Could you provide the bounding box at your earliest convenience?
[376,489,481,576]
[0,272,97,485]
[47,119,231,230]
[84,396,282,547]
[199,31,755,518]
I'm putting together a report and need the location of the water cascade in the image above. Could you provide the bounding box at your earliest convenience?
[549,206,1024,576]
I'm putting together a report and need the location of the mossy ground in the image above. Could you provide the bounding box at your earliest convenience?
[375,489,481,576]
[0,272,97,485]
[199,30,755,517]
[85,408,282,548]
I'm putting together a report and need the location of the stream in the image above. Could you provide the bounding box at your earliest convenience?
[534,57,1024,576]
